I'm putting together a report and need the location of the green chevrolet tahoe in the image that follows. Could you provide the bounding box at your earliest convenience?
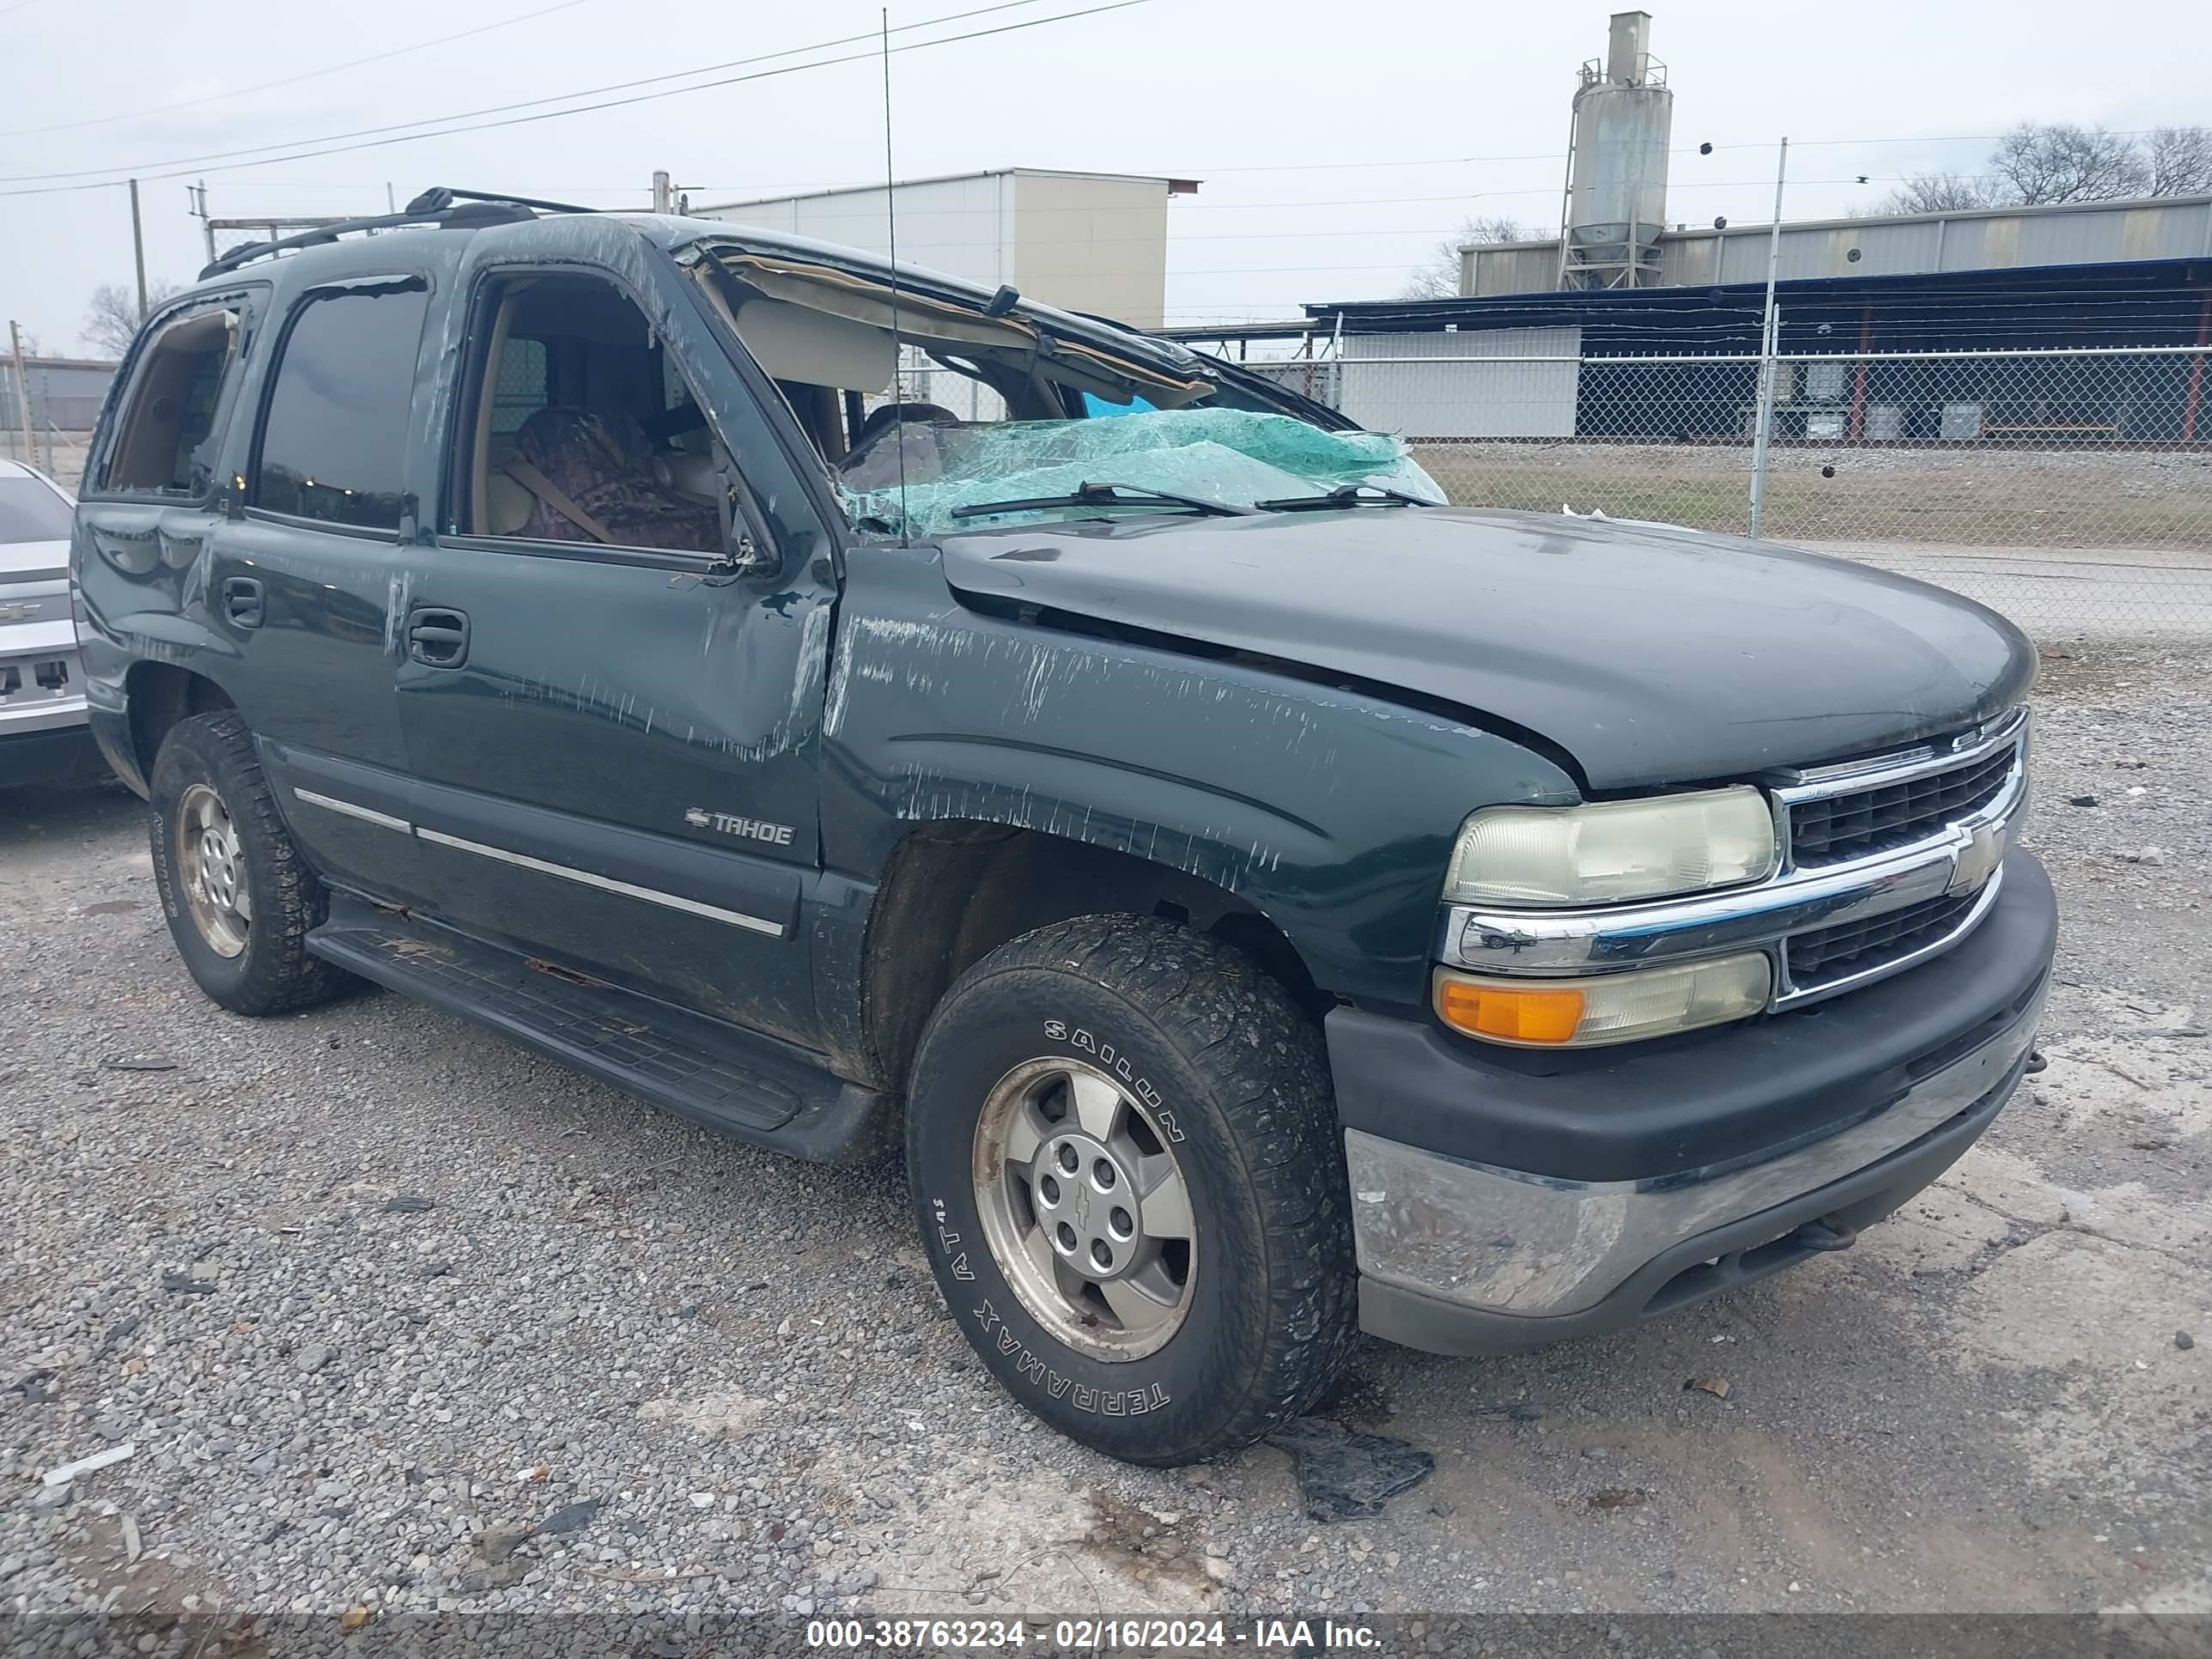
[72,188,2053,1466]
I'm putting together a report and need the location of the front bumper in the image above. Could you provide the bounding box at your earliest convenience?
[1331,848,2057,1355]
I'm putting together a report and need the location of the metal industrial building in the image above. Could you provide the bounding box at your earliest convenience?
[1464,194,2212,298]
[1164,9,2212,449]
[2,355,119,437]
[1247,258,2212,444]
[690,168,1199,331]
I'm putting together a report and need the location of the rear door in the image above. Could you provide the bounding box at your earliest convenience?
[72,289,264,787]
[392,242,840,1044]
[210,269,447,906]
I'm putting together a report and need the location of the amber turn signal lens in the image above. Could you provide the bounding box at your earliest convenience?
[1434,977,1586,1044]
[1433,954,1772,1048]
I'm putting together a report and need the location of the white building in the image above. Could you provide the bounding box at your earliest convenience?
[690,168,1197,331]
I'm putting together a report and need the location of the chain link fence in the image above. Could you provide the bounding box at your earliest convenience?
[14,339,2211,636]
[1,423,85,488]
[1248,346,2212,638]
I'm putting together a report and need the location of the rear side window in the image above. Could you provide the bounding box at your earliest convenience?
[254,282,430,532]
[96,302,246,496]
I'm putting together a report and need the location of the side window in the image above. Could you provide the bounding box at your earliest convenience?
[253,282,430,532]
[455,272,727,557]
[96,301,246,496]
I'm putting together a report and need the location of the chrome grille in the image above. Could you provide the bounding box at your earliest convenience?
[1790,743,2014,866]
[1439,706,2029,1018]
[1786,891,1979,988]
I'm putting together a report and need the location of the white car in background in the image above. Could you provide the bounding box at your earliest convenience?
[0,458,102,787]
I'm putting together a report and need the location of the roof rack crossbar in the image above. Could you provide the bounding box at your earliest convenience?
[199,209,449,280]
[409,185,599,216]
[197,187,601,281]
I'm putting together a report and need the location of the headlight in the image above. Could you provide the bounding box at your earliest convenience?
[1434,953,1771,1048]
[1444,787,1777,908]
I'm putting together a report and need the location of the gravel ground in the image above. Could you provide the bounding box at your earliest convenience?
[3,644,2209,1638]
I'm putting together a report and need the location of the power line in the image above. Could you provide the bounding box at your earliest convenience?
[0,0,1088,189]
[0,0,599,138]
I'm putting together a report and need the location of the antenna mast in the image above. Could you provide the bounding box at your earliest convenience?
[881,9,909,546]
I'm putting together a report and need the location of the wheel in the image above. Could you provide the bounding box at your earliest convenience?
[907,915,1358,1465]
[149,711,344,1017]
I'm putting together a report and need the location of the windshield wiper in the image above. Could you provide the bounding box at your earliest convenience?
[1252,483,1437,511]
[948,481,1252,520]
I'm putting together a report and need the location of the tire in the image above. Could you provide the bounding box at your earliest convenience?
[149,711,344,1017]
[907,915,1358,1466]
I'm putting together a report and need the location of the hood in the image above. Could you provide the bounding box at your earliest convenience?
[936,507,2034,793]
[0,538,70,585]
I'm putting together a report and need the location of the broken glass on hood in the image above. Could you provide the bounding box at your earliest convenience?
[836,407,1446,538]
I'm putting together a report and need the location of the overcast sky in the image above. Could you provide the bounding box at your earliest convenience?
[3,0,2207,354]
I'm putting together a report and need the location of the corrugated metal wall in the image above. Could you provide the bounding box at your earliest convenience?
[1465,195,2212,295]
[1340,326,1582,438]
[0,359,118,433]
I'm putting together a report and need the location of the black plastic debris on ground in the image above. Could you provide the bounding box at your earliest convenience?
[383,1194,435,1213]
[1263,1417,1435,1522]
[159,1272,216,1296]
[540,1497,603,1535]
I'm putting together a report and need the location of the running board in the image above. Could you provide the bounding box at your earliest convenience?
[307,896,892,1163]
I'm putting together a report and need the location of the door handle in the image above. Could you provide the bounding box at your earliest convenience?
[405,606,470,668]
[221,576,264,629]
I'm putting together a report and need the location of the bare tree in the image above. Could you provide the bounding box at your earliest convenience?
[1875,170,2002,215]
[2145,125,2212,197]
[1398,216,1534,301]
[1986,122,2149,204]
[81,280,184,357]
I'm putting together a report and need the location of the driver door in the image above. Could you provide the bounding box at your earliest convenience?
[393,248,839,1044]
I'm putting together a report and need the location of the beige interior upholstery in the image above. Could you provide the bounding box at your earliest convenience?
[731,297,895,392]
[485,471,534,535]
[106,309,233,491]
[470,292,523,534]
[656,447,720,501]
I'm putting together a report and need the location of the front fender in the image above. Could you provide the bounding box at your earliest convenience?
[820,550,1577,1012]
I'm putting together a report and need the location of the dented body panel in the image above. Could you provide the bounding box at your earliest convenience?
[934,509,2037,793]
[817,544,1577,1013]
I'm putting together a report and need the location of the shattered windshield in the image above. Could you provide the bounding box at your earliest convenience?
[690,242,1443,538]
[836,408,1445,538]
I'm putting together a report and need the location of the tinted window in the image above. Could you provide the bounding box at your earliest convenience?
[0,477,74,544]
[255,283,429,531]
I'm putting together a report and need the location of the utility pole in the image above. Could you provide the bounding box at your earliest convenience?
[189,181,216,266]
[129,179,149,319]
[1746,136,1790,540]
[9,321,35,465]
[652,170,673,214]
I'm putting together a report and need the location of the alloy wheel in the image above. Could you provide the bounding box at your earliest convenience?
[971,1055,1198,1361]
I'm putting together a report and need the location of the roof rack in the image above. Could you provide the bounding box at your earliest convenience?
[198,187,601,281]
